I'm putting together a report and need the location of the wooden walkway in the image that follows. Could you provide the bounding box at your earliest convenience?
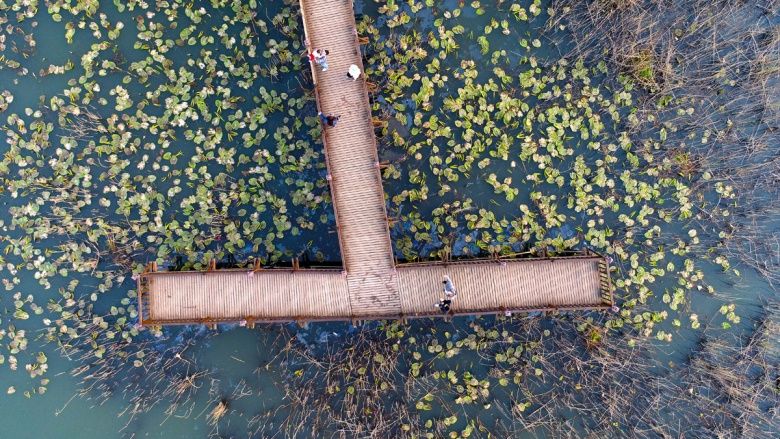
[139,255,612,325]
[135,0,614,327]
[300,0,400,317]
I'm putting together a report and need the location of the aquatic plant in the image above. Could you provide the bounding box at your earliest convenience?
[355,0,775,342]
[0,0,337,404]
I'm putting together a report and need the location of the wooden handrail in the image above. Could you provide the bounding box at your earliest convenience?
[298,1,351,273]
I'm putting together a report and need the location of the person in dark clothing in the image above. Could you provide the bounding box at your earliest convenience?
[434,298,452,314]
[318,112,340,127]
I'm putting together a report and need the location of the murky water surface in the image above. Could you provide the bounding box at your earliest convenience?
[0,0,775,437]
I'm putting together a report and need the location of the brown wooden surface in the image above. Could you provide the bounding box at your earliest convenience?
[136,1,613,326]
[140,256,611,324]
[300,0,400,316]
[396,257,605,317]
[144,269,351,322]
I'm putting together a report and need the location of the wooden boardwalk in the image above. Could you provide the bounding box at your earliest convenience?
[139,255,612,325]
[135,0,614,327]
[396,257,609,317]
[300,0,401,317]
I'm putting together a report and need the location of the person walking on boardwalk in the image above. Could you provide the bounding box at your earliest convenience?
[434,298,452,314]
[347,64,361,80]
[309,48,329,71]
[442,275,457,299]
[318,112,340,127]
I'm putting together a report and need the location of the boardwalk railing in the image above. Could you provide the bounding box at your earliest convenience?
[299,7,350,274]
[137,251,613,326]
[134,0,615,327]
[598,259,614,305]
[137,272,152,324]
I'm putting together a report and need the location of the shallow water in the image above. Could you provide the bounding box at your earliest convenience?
[0,0,775,437]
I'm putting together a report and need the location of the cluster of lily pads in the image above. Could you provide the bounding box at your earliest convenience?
[361,1,741,337]
[0,0,338,396]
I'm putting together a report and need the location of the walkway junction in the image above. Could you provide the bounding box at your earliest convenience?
[137,0,614,327]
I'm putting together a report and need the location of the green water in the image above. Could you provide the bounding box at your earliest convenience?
[0,0,776,437]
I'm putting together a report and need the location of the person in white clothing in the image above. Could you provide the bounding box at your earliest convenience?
[442,275,457,299]
[347,64,361,80]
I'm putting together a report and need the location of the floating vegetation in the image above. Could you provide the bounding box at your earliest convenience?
[0,0,336,404]
[0,0,777,436]
[360,0,778,337]
[207,399,229,426]
[265,307,779,437]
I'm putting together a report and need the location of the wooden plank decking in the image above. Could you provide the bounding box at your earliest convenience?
[301,0,400,317]
[135,0,614,326]
[139,255,612,325]
[396,257,608,317]
[142,269,351,323]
